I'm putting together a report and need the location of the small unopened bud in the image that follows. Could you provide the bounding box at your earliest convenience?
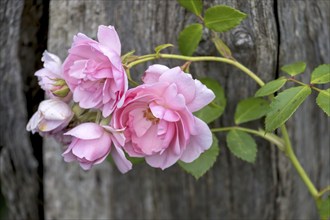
[52,85,70,98]
[52,78,67,86]
[212,36,233,59]
[26,99,73,134]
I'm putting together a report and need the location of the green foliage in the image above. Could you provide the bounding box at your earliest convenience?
[281,61,306,76]
[311,64,330,84]
[265,86,311,132]
[154,44,174,54]
[179,134,219,179]
[178,23,203,56]
[234,97,270,124]
[255,77,287,97]
[194,78,226,123]
[226,130,257,163]
[212,36,232,58]
[177,0,203,16]
[318,196,330,220]
[121,50,138,63]
[204,5,247,33]
[316,89,330,116]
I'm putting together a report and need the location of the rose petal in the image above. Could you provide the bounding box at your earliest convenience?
[187,79,215,112]
[142,64,169,84]
[71,133,111,161]
[180,117,212,163]
[159,67,196,104]
[64,123,104,140]
[97,25,121,55]
[111,144,132,174]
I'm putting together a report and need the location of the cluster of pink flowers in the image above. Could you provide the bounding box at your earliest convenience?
[27,25,215,173]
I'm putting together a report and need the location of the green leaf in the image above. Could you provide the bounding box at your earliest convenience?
[281,61,306,76]
[212,36,232,58]
[194,78,226,123]
[154,44,174,54]
[179,134,219,179]
[177,0,203,16]
[204,5,247,33]
[121,50,138,63]
[318,196,330,220]
[234,97,270,124]
[311,64,330,84]
[178,23,203,56]
[316,89,330,116]
[265,86,311,132]
[255,77,287,97]
[121,50,135,61]
[226,130,257,163]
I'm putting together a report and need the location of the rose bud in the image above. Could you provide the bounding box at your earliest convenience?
[26,99,74,135]
[35,50,72,102]
[62,123,132,173]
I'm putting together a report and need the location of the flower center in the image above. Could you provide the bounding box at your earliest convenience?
[143,108,159,124]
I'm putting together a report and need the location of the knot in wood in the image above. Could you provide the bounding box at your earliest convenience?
[233,29,254,49]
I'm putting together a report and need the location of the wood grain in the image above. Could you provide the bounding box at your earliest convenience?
[7,0,327,219]
[0,0,39,219]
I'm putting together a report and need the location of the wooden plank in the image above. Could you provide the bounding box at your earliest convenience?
[276,0,330,219]
[44,0,329,219]
[0,0,40,219]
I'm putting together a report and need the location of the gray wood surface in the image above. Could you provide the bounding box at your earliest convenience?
[0,0,328,219]
[0,0,40,219]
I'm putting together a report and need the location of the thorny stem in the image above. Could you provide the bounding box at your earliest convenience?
[211,126,285,151]
[280,125,319,200]
[126,53,265,87]
[318,186,330,197]
[125,52,325,202]
[288,77,324,93]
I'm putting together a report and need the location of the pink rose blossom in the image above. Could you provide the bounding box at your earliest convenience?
[62,123,132,173]
[35,50,71,102]
[111,65,215,169]
[62,25,127,117]
[26,99,73,135]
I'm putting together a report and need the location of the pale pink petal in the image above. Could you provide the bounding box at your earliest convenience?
[123,142,145,157]
[62,151,77,162]
[72,133,111,161]
[79,162,93,170]
[97,25,121,55]
[26,111,42,133]
[72,33,93,47]
[163,83,186,110]
[149,102,166,119]
[180,117,212,163]
[131,125,163,155]
[39,99,72,121]
[102,126,126,147]
[145,133,181,169]
[42,51,62,75]
[187,79,215,112]
[38,120,64,132]
[73,87,102,109]
[159,67,196,104]
[111,145,132,173]
[163,109,180,122]
[142,64,169,84]
[130,108,152,137]
[64,123,104,140]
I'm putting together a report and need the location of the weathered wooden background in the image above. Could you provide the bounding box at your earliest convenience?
[1,0,329,219]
